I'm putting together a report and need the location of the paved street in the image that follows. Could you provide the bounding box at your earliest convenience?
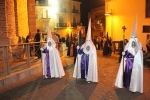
[0,50,150,100]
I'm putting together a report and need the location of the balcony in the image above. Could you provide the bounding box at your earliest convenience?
[71,23,80,27]
[57,23,67,27]
[72,9,78,13]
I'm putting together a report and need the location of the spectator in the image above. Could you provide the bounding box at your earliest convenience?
[146,34,150,52]
[26,32,33,56]
[108,37,112,55]
[34,29,41,58]
[118,39,128,63]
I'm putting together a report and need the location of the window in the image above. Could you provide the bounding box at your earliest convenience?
[43,9,48,18]
[73,5,76,10]
[146,0,150,17]
[59,16,63,23]
[73,17,76,23]
[143,26,150,33]
[59,3,63,12]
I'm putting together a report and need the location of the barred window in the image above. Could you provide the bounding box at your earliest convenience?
[143,26,150,33]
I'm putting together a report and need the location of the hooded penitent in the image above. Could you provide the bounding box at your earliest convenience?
[115,17,143,93]
[73,18,98,82]
[46,24,56,50]
[83,18,94,54]
[41,24,65,78]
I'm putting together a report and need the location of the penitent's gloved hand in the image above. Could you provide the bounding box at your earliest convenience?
[40,48,44,51]
[122,51,125,55]
[77,46,80,49]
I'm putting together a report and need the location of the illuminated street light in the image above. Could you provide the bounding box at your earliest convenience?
[105,12,112,16]
[105,9,112,16]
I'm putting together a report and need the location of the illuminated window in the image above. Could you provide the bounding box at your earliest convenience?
[146,0,150,17]
[59,3,63,12]
[59,16,63,23]
[43,9,48,18]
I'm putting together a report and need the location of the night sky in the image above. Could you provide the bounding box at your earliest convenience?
[79,0,105,31]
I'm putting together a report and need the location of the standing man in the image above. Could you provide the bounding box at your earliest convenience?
[115,18,143,93]
[34,29,41,58]
[73,18,98,83]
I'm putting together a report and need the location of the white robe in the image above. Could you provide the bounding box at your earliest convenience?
[41,40,65,78]
[73,44,98,82]
[115,41,143,93]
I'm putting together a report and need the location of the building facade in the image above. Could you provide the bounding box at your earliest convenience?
[0,0,36,45]
[88,6,105,37]
[105,0,150,50]
[35,0,81,39]
[0,0,81,46]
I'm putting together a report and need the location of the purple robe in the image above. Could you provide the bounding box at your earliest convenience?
[78,48,89,79]
[123,50,134,89]
[42,47,51,77]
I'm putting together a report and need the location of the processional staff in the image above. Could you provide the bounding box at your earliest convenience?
[122,26,127,73]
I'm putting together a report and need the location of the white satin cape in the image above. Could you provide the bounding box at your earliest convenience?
[73,43,98,82]
[115,43,143,93]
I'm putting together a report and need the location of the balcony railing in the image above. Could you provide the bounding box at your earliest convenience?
[72,9,78,13]
[71,23,80,27]
[0,42,46,77]
[57,23,67,27]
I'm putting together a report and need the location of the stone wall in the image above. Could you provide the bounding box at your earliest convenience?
[0,0,18,45]
[27,0,36,38]
[0,0,36,60]
[16,0,29,41]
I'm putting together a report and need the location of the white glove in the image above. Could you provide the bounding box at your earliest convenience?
[122,51,125,55]
[40,48,44,51]
[77,46,80,49]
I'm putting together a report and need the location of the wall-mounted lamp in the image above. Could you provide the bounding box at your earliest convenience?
[105,9,112,16]
[105,1,112,16]
[105,12,112,16]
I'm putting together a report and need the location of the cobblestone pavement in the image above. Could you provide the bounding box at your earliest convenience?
[0,50,150,100]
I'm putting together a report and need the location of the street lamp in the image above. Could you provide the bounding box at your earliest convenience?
[105,1,112,16]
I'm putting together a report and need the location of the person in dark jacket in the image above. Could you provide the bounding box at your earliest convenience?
[34,29,41,58]
[118,39,128,63]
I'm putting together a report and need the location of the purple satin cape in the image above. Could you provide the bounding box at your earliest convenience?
[78,48,89,79]
[123,50,134,89]
[42,47,51,77]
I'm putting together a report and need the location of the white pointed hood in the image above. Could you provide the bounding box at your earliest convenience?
[130,17,138,38]
[83,18,94,54]
[46,24,56,50]
[125,17,141,55]
[47,24,52,39]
